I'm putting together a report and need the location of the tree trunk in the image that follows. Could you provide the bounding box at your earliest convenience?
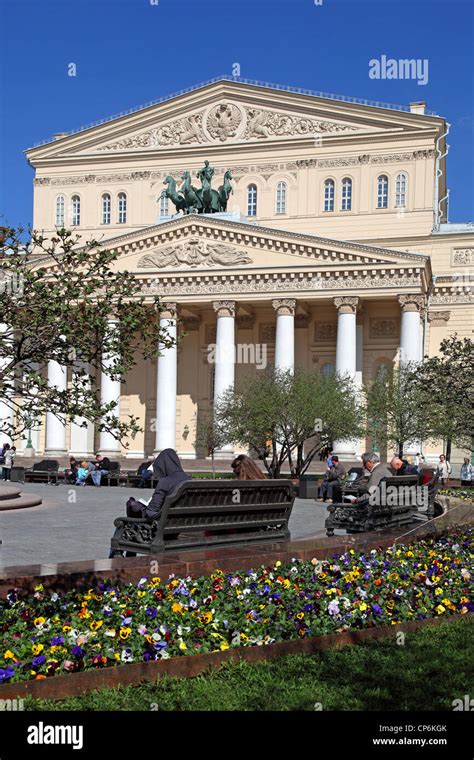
[445,437,452,462]
[211,451,215,478]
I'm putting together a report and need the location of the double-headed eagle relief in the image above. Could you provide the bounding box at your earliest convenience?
[160,160,233,215]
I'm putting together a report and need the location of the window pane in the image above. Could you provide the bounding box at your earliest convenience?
[341,178,352,211]
[159,194,169,217]
[324,180,334,212]
[377,176,388,209]
[118,193,127,224]
[395,173,407,208]
[55,196,65,226]
[102,194,111,224]
[247,184,257,216]
[276,182,286,214]
[71,196,80,226]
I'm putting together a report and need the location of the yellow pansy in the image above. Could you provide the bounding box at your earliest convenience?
[119,627,131,640]
[359,603,367,611]
[62,624,72,633]
[34,617,46,627]
[179,641,187,651]
[220,641,230,651]
[32,644,44,655]
[4,650,15,660]
[435,604,446,615]
[90,620,104,631]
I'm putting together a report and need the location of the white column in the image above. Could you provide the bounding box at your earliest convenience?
[399,295,424,365]
[45,360,67,456]
[272,299,296,372]
[99,320,121,456]
[212,300,235,458]
[333,297,359,460]
[155,302,178,453]
[399,295,425,456]
[69,364,95,458]
[0,324,14,445]
[354,323,364,456]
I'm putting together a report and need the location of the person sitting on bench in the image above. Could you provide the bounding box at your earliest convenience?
[316,455,346,503]
[127,448,190,520]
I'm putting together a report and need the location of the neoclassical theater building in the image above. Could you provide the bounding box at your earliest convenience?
[24,77,473,464]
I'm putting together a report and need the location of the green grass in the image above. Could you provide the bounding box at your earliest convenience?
[24,616,474,711]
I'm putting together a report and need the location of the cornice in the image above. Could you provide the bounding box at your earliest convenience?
[29,128,440,169]
[96,213,430,265]
[140,268,423,298]
[33,148,436,187]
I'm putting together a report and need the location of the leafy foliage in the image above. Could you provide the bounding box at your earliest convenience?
[0,227,175,445]
[215,368,363,477]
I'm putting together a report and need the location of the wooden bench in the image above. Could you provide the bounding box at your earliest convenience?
[109,479,296,557]
[325,475,421,535]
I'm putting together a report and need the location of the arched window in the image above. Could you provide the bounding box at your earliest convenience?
[55,195,65,227]
[377,175,389,209]
[71,195,81,226]
[395,173,407,208]
[321,362,335,376]
[275,181,287,214]
[159,194,169,217]
[101,193,111,225]
[324,179,335,212]
[247,184,257,217]
[341,177,352,211]
[117,192,127,224]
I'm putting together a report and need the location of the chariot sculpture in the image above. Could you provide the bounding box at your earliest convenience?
[159,160,233,215]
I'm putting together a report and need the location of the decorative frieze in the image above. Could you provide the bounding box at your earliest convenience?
[137,240,252,269]
[431,292,474,304]
[427,311,451,325]
[314,323,337,341]
[452,248,474,266]
[369,318,399,339]
[181,316,201,331]
[142,272,422,297]
[259,324,276,343]
[236,315,254,330]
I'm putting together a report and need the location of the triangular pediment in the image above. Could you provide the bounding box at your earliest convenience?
[98,214,431,275]
[26,79,442,161]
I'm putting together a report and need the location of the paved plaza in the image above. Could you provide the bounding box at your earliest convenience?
[0,482,328,568]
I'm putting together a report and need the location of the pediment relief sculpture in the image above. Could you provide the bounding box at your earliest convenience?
[95,101,361,152]
[137,239,253,269]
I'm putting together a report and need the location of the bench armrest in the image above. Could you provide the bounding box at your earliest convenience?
[113,516,154,528]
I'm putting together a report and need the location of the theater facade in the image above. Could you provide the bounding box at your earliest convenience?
[24,77,474,464]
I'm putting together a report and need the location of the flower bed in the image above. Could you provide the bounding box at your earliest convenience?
[1,529,472,685]
[440,488,474,501]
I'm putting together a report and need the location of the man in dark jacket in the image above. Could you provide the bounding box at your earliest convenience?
[128,448,190,520]
[317,456,346,502]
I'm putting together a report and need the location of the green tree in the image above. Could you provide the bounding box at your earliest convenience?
[193,409,230,477]
[0,227,175,447]
[215,368,363,478]
[364,364,429,458]
[414,335,474,460]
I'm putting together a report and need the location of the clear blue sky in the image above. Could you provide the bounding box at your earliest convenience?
[0,0,473,228]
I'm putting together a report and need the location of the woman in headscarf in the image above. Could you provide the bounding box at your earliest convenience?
[128,448,190,520]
